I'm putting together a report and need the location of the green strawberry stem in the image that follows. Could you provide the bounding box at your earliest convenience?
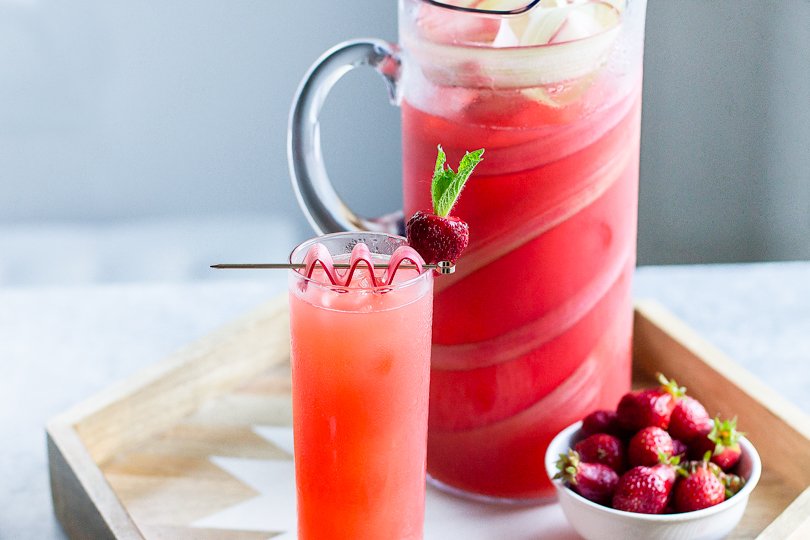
[708,416,744,454]
[656,372,686,398]
[657,450,679,467]
[722,472,746,497]
[431,145,484,218]
[553,449,581,485]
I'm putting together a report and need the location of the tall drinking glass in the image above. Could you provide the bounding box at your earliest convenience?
[288,232,433,539]
[289,0,647,501]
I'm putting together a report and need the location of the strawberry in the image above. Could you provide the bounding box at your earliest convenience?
[406,146,483,264]
[612,464,674,514]
[406,212,469,265]
[688,418,715,457]
[580,409,627,439]
[720,470,746,497]
[628,426,674,467]
[689,416,744,471]
[672,438,689,460]
[616,373,685,431]
[668,395,710,442]
[574,433,627,474]
[651,455,681,494]
[554,449,619,505]
[673,456,726,512]
[681,453,745,498]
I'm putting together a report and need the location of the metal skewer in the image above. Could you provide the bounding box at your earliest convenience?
[211,261,456,274]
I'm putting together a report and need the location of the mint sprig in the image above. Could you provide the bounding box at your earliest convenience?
[431,145,484,218]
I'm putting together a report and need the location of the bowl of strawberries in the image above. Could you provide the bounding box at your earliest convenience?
[545,374,761,540]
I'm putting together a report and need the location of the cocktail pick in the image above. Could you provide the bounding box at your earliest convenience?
[210,261,455,274]
[211,241,455,289]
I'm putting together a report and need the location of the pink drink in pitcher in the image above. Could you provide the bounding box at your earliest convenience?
[399,0,643,500]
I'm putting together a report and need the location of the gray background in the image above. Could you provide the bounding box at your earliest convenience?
[1,0,809,286]
[2,3,810,538]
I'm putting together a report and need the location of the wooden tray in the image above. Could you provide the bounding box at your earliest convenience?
[47,296,810,540]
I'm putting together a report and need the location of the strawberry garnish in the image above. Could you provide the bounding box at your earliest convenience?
[406,212,469,265]
[406,145,483,264]
[554,449,619,505]
[616,373,685,431]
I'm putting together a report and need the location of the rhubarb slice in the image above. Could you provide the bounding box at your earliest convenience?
[425,299,632,498]
[428,262,633,431]
[303,242,339,285]
[301,242,427,288]
[409,1,622,86]
[386,246,426,284]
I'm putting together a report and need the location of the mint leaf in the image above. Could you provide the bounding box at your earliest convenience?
[431,146,484,218]
[431,146,454,212]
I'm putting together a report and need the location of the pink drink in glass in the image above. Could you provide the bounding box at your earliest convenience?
[288,233,433,539]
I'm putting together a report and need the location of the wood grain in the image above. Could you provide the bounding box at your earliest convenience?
[48,425,144,540]
[729,470,803,540]
[138,525,283,540]
[105,473,259,526]
[71,294,290,465]
[131,424,290,460]
[757,486,810,540]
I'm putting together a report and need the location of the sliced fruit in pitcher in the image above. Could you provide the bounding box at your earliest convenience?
[520,1,622,46]
[428,261,633,431]
[406,0,625,90]
[431,141,639,345]
[427,312,631,498]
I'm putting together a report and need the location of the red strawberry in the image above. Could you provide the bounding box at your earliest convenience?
[554,449,619,505]
[673,459,726,512]
[574,433,627,474]
[628,427,674,467]
[616,373,685,431]
[612,465,673,514]
[651,457,681,494]
[668,396,710,442]
[690,416,744,471]
[580,410,626,439]
[672,438,689,460]
[406,146,483,264]
[720,470,746,497]
[681,454,745,498]
[406,212,469,264]
[689,418,715,458]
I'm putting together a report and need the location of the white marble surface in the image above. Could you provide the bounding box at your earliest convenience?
[1,261,809,539]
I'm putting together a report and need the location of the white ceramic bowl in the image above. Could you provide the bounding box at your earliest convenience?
[545,421,761,540]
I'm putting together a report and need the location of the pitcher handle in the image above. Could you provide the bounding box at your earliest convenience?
[288,39,404,235]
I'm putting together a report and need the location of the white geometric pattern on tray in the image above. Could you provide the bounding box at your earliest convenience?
[189,426,575,539]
